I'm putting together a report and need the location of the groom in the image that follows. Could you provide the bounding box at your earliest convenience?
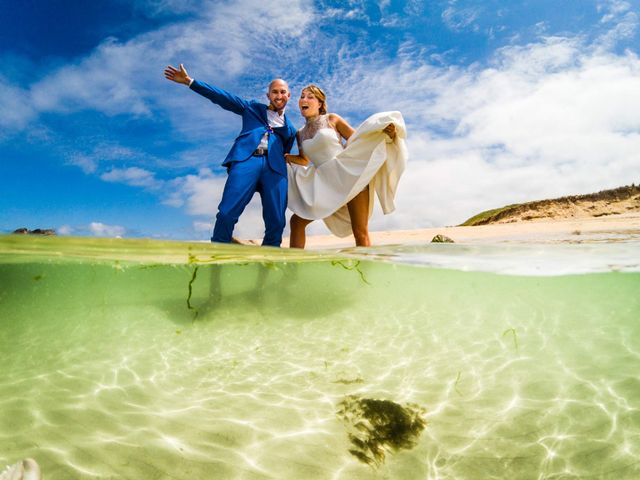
[164,64,297,247]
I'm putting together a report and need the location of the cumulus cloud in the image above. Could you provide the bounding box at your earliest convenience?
[192,220,213,232]
[165,168,222,214]
[599,0,633,22]
[66,143,143,175]
[0,77,35,132]
[5,0,314,134]
[101,167,163,190]
[69,155,99,175]
[4,0,640,239]
[164,168,280,240]
[122,3,640,235]
[307,28,640,229]
[596,0,638,50]
[58,222,132,238]
[57,225,73,236]
[89,222,126,237]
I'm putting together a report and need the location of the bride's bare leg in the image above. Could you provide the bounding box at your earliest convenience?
[347,187,371,247]
[289,214,313,248]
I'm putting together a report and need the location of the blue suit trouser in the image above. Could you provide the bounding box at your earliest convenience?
[211,155,287,247]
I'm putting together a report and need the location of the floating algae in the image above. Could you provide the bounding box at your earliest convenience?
[331,259,371,285]
[337,395,427,466]
[502,327,520,353]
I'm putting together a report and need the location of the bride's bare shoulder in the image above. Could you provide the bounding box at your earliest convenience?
[327,113,342,124]
[327,113,355,139]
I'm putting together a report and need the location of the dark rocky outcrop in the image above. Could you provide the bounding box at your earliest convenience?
[12,228,56,235]
[431,234,454,243]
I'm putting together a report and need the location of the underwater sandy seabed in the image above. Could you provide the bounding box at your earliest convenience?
[1,236,640,479]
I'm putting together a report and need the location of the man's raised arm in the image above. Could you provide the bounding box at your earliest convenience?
[163,63,249,114]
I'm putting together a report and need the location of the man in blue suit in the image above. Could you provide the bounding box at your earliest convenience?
[164,64,297,247]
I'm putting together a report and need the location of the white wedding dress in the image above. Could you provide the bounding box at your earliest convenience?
[287,111,408,237]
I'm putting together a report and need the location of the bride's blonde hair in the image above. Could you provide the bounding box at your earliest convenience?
[302,84,328,115]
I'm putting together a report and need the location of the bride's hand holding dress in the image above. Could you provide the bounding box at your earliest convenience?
[284,153,309,166]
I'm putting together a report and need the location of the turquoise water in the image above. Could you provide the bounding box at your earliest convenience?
[1,235,639,479]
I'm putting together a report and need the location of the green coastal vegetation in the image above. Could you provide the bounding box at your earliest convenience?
[460,184,640,226]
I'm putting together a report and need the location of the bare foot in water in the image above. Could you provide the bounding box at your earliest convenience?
[0,458,42,480]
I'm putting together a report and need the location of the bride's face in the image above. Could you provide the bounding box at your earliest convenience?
[299,90,321,118]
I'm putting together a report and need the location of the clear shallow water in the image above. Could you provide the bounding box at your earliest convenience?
[1,236,639,479]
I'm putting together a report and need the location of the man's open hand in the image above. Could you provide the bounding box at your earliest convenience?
[164,64,192,85]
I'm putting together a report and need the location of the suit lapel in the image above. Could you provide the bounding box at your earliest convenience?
[257,104,269,125]
[282,114,295,134]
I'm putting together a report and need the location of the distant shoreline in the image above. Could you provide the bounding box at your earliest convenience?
[3,212,639,251]
[294,211,640,249]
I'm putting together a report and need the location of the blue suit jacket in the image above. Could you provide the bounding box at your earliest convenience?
[190,80,297,177]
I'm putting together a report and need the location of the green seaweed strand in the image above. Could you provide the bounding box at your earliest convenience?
[187,266,199,320]
[454,371,463,396]
[331,260,371,285]
[502,327,519,353]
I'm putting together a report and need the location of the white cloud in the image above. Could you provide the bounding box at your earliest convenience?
[164,168,282,240]
[6,0,314,132]
[321,7,367,22]
[58,225,73,235]
[29,37,154,116]
[596,1,638,50]
[67,143,148,176]
[69,155,99,174]
[101,167,163,190]
[0,77,35,132]
[599,0,632,22]
[93,6,640,234]
[4,0,640,239]
[89,222,126,237]
[442,5,481,32]
[311,27,640,228]
[132,0,203,16]
[192,220,213,232]
[166,168,222,215]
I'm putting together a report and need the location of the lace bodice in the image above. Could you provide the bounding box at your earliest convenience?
[298,115,339,142]
[297,115,343,167]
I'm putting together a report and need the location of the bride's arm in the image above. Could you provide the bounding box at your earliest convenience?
[330,113,397,143]
[285,153,309,166]
[328,113,355,142]
[285,132,311,166]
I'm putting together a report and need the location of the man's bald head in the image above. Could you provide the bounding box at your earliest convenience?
[266,79,291,113]
[268,78,289,92]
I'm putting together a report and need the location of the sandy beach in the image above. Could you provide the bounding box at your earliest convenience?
[292,211,640,249]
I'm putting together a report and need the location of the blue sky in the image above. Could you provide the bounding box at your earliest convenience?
[2,0,639,240]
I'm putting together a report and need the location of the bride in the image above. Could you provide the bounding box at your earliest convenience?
[285,85,407,248]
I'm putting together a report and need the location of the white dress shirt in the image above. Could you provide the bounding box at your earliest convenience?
[188,78,284,151]
[258,109,285,150]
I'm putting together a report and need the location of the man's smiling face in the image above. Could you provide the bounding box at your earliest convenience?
[267,79,290,113]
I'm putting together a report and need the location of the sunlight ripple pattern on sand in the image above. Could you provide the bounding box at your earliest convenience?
[0,236,639,479]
